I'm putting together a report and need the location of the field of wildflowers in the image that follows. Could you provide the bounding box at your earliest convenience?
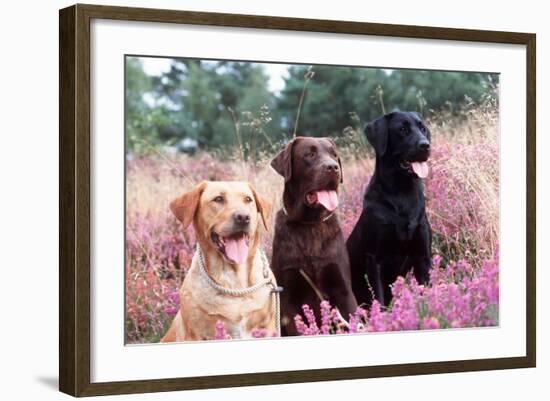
[125,105,499,343]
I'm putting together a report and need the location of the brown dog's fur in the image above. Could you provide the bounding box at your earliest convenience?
[270,137,357,336]
[160,181,277,342]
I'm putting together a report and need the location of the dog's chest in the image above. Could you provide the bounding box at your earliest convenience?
[182,261,275,339]
[376,193,424,242]
[287,222,339,257]
[274,221,343,280]
[201,283,273,333]
[394,209,422,241]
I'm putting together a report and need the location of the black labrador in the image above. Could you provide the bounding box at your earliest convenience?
[347,111,432,307]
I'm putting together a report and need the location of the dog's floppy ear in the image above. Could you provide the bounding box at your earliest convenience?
[271,138,299,182]
[248,183,271,231]
[169,181,207,229]
[365,114,390,156]
[325,137,344,183]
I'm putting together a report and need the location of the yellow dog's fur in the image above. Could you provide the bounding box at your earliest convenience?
[161,181,277,342]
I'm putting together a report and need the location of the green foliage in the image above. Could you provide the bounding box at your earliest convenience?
[278,65,498,138]
[125,56,498,153]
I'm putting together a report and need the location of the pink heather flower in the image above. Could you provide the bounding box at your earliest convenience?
[355,307,368,321]
[329,308,341,326]
[367,301,388,332]
[349,307,368,333]
[456,259,473,276]
[391,276,406,297]
[163,306,178,316]
[168,291,180,304]
[294,314,307,335]
[214,320,231,340]
[390,277,418,331]
[251,328,268,338]
[302,304,316,325]
[301,304,320,335]
[319,300,332,334]
[422,317,440,330]
[288,254,498,337]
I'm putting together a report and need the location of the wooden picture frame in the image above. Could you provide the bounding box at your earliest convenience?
[59,3,536,397]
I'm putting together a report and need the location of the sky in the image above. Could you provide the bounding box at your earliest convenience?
[139,56,289,93]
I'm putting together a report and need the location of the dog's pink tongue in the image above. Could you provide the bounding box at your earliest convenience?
[411,162,429,179]
[315,190,339,212]
[224,237,249,265]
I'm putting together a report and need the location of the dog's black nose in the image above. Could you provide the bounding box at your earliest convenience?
[233,211,250,225]
[325,162,340,173]
[418,140,430,151]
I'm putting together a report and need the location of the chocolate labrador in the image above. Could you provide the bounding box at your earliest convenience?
[271,137,357,336]
[347,111,432,307]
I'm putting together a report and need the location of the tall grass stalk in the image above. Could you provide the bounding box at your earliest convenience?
[293,66,315,138]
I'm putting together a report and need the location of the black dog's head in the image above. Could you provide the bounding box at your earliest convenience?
[365,111,431,178]
[271,136,343,221]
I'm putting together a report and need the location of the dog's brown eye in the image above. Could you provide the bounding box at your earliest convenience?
[419,125,426,133]
[400,126,409,135]
[244,196,253,203]
[213,196,225,203]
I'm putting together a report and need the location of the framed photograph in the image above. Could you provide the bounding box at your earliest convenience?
[59,3,536,397]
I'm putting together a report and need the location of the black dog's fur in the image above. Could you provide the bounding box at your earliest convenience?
[271,137,358,336]
[347,111,432,307]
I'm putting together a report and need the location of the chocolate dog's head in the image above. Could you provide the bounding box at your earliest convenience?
[271,136,343,221]
[366,111,431,179]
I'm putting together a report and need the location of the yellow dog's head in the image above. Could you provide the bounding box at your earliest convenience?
[170,181,270,265]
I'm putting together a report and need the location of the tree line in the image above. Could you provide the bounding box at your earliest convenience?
[126,57,498,153]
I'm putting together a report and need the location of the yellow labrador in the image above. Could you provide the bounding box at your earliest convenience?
[161,181,278,342]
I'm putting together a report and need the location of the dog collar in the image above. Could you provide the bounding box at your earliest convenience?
[282,206,335,223]
[196,245,274,295]
[196,245,283,336]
